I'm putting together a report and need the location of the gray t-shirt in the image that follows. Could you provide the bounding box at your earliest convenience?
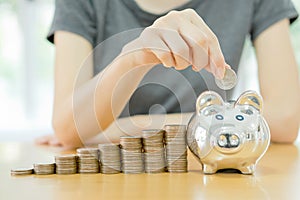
[47,0,298,117]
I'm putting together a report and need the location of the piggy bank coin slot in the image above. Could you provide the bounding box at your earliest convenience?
[200,105,222,117]
[240,108,254,115]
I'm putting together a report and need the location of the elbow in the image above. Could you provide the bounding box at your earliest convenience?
[271,131,299,144]
[52,114,83,148]
[269,108,300,144]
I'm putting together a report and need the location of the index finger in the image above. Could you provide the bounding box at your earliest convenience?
[182,9,228,78]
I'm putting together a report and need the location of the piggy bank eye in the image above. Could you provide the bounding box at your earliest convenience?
[235,115,244,121]
[215,114,224,120]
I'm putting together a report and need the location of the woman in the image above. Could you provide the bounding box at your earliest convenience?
[37,0,300,147]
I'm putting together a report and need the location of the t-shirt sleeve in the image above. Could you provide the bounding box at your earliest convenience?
[250,0,299,41]
[47,0,97,46]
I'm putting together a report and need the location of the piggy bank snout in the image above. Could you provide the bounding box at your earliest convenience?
[212,128,244,153]
[217,133,240,148]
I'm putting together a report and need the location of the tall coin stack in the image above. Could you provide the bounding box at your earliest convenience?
[120,136,144,174]
[142,129,165,173]
[55,154,77,174]
[77,148,99,173]
[98,144,121,174]
[164,125,188,173]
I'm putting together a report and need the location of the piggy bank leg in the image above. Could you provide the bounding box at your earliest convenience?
[238,163,256,175]
[202,164,218,174]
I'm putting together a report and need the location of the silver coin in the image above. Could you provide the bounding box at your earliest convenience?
[34,163,55,175]
[142,129,166,173]
[98,144,121,174]
[164,125,188,173]
[215,68,237,90]
[76,148,100,174]
[120,136,144,174]
[11,168,33,176]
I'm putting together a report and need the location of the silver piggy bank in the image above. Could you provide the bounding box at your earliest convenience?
[187,90,270,174]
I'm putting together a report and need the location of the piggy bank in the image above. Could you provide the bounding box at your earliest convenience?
[187,90,270,174]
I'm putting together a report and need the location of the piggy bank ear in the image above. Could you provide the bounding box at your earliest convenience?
[196,91,224,116]
[235,90,263,113]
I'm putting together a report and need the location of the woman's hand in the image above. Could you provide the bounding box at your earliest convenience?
[35,134,62,146]
[123,9,229,79]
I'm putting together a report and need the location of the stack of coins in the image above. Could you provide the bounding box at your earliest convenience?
[11,168,33,176]
[77,148,99,173]
[164,125,188,173]
[142,129,166,173]
[33,163,55,175]
[55,154,78,174]
[120,136,144,174]
[98,144,121,174]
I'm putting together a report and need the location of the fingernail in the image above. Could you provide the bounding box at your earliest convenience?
[225,64,231,69]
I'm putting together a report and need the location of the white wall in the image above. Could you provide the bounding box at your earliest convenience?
[0,0,54,141]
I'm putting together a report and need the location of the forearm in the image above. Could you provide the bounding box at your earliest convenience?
[53,50,158,147]
[254,19,300,143]
[263,101,299,143]
[260,52,300,143]
[86,112,194,145]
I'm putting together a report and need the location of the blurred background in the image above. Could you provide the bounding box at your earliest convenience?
[0,0,299,141]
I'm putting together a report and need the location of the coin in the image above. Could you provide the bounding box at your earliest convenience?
[10,124,191,175]
[11,168,33,176]
[34,163,55,175]
[164,125,188,173]
[142,129,165,173]
[77,147,99,155]
[120,136,144,174]
[98,144,121,174]
[55,154,77,174]
[76,148,99,173]
[215,68,237,90]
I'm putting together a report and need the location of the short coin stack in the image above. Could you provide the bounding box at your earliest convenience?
[33,163,55,175]
[142,129,165,173]
[98,144,121,174]
[164,125,188,173]
[11,168,33,176]
[77,148,99,173]
[55,154,77,174]
[120,136,144,174]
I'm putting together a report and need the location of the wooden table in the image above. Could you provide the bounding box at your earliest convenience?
[1,142,299,200]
